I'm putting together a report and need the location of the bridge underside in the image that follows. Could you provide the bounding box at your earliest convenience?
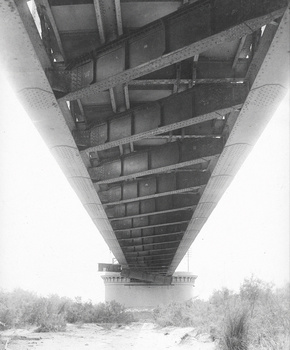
[0,1,288,286]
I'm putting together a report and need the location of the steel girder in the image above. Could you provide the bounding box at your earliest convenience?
[99,170,209,204]
[121,269,172,284]
[167,9,290,275]
[124,247,177,256]
[0,0,127,266]
[100,171,208,232]
[102,189,201,207]
[121,239,182,250]
[51,0,287,101]
[114,219,191,233]
[3,0,288,284]
[115,222,189,240]
[70,59,250,128]
[88,137,223,183]
[118,231,184,242]
[109,205,196,222]
[72,83,248,152]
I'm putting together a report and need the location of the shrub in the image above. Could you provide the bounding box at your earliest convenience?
[35,313,66,333]
[220,309,249,350]
[153,298,221,334]
[0,289,134,331]
[152,277,289,349]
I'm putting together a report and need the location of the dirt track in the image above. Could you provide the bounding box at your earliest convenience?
[1,323,216,350]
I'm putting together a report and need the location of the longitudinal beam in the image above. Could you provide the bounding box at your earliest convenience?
[126,253,176,261]
[128,258,174,265]
[121,269,172,284]
[0,1,128,265]
[73,83,248,152]
[121,239,181,250]
[167,9,289,275]
[55,0,286,100]
[109,205,196,222]
[130,267,170,271]
[127,59,249,86]
[89,138,223,183]
[36,0,66,61]
[118,231,184,241]
[127,260,174,267]
[103,187,201,207]
[99,171,208,206]
[128,261,173,268]
[127,252,176,260]
[114,220,190,233]
[116,223,189,240]
[93,0,106,44]
[124,247,177,256]
[112,209,192,230]
[129,78,244,87]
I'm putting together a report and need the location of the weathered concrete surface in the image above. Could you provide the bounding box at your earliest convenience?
[102,272,197,308]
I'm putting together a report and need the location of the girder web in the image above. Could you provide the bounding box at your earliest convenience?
[47,0,285,100]
[22,0,288,282]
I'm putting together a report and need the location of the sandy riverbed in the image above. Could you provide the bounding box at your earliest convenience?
[1,323,216,350]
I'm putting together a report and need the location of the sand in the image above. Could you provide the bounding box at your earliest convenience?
[1,323,216,350]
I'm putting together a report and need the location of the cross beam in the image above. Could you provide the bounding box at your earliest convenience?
[126,252,176,261]
[124,247,177,256]
[53,0,286,100]
[114,220,190,233]
[121,268,172,284]
[116,222,189,240]
[121,235,184,248]
[109,205,196,221]
[103,188,201,207]
[99,171,208,205]
[89,138,223,183]
[73,83,248,152]
[118,231,184,242]
[112,209,192,230]
[121,239,181,250]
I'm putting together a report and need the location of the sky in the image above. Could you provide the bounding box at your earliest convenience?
[0,73,289,302]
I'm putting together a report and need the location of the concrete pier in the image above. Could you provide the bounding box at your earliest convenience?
[101,272,197,308]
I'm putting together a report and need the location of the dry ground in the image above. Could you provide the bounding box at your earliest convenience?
[1,323,216,350]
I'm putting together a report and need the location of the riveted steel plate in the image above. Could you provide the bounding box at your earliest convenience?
[129,27,165,68]
[57,0,286,100]
[98,171,206,205]
[5,0,288,281]
[170,10,288,273]
[73,83,248,151]
[167,3,210,52]
[122,181,138,200]
[51,4,97,32]
[0,0,127,266]
[97,46,125,81]
[89,138,223,182]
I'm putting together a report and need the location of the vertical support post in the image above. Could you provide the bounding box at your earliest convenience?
[94,0,106,44]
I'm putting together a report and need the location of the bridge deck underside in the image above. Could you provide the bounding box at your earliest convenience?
[1,0,288,283]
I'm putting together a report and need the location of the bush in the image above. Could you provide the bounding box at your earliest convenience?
[0,289,134,331]
[220,309,249,350]
[153,277,289,349]
[153,298,221,336]
[35,313,66,332]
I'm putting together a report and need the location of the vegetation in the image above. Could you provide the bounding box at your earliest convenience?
[0,290,134,332]
[221,310,249,350]
[153,277,289,350]
[0,277,288,350]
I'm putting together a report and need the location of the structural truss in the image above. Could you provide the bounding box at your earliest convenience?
[0,0,288,283]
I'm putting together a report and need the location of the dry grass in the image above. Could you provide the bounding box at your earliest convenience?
[220,309,249,350]
[152,278,289,349]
